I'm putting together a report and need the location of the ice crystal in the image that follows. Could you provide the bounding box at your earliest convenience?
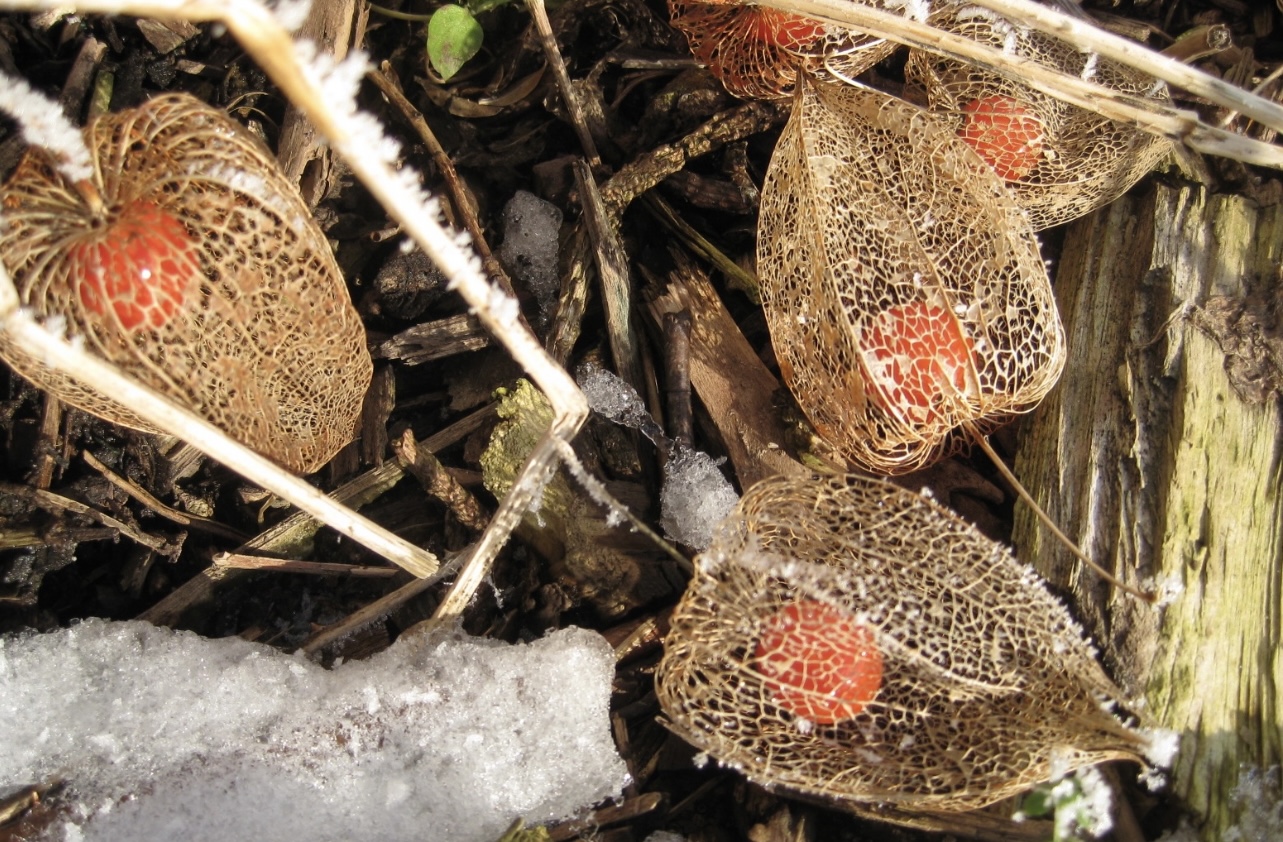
[0,72,93,183]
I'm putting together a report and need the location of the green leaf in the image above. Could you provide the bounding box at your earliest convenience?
[1018,786,1055,818]
[427,5,483,81]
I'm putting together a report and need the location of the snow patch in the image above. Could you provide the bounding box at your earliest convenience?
[0,619,627,841]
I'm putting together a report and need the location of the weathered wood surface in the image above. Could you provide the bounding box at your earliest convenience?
[1013,181,1283,839]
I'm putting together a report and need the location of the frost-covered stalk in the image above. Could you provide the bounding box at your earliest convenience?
[0,74,94,184]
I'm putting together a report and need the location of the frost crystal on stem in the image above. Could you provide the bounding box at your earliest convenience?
[0,71,94,184]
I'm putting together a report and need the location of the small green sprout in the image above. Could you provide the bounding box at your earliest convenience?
[427,4,484,80]
[1016,767,1114,841]
[371,1,517,81]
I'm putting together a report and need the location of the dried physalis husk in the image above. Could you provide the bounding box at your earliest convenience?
[757,76,1064,475]
[906,4,1173,230]
[656,472,1153,812]
[666,0,910,99]
[0,93,372,474]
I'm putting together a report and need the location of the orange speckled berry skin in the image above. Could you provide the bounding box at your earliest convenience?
[754,599,884,725]
[68,200,199,331]
[958,95,1044,181]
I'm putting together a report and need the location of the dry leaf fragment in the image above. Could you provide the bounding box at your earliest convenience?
[656,472,1154,812]
[0,93,372,474]
[906,4,1173,230]
[757,77,1064,474]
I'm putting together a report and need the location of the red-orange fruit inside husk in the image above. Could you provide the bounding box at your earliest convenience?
[958,95,1044,181]
[67,200,200,332]
[754,599,884,725]
[862,300,975,425]
[744,7,824,48]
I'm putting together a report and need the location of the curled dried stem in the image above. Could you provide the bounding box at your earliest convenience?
[968,425,1155,603]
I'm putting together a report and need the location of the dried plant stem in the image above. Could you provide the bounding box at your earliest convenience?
[1159,24,1233,65]
[33,394,62,489]
[0,286,441,577]
[82,450,249,543]
[0,479,171,553]
[213,553,400,577]
[765,0,1283,168]
[392,428,490,532]
[523,0,600,169]
[143,406,493,628]
[965,0,1283,131]
[430,431,568,622]
[967,425,1153,602]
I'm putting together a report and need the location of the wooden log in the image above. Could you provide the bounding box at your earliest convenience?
[1013,180,1283,839]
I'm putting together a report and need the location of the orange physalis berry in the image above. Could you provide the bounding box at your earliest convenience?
[67,200,199,332]
[744,7,824,49]
[754,599,884,725]
[862,300,975,425]
[958,95,1044,181]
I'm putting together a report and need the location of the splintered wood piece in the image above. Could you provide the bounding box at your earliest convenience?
[0,93,372,473]
[1014,183,1283,839]
[665,0,900,99]
[656,472,1153,812]
[906,4,1174,230]
[757,77,1064,475]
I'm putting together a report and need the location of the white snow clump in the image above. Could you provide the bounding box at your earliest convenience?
[0,619,627,841]
[661,446,739,551]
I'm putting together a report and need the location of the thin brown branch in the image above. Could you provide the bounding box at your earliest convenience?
[0,480,172,553]
[368,62,526,320]
[391,428,490,532]
[83,450,249,543]
[137,404,497,627]
[213,553,400,577]
[523,0,600,169]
